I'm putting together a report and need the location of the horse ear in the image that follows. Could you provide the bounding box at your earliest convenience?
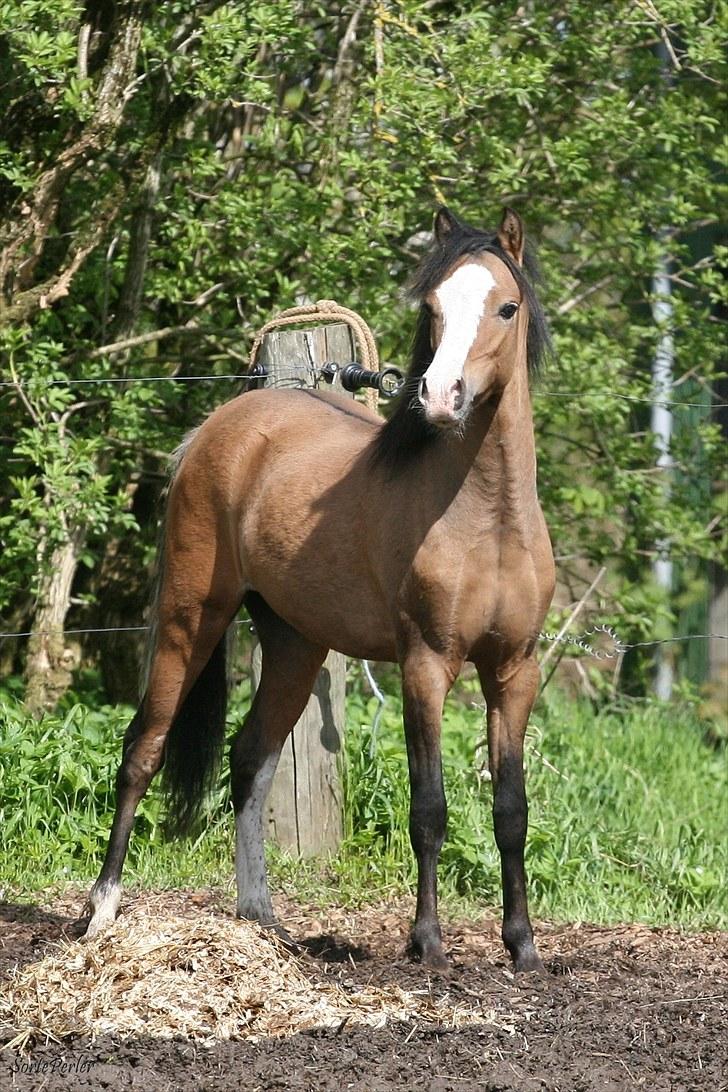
[497,207,524,265]
[433,206,458,246]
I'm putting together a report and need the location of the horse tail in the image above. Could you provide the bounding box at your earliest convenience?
[141,428,231,839]
[161,629,230,838]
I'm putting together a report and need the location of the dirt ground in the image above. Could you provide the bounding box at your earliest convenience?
[1,889,726,1092]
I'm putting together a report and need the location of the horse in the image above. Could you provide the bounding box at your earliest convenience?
[85,206,555,973]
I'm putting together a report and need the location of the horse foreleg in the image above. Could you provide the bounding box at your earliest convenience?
[400,649,452,970]
[478,656,542,972]
[231,598,326,931]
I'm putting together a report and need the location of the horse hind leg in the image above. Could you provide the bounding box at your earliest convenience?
[86,535,242,938]
[231,595,327,930]
[84,705,146,936]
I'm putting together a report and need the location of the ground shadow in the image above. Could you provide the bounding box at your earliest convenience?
[0,899,88,980]
[298,933,371,963]
[0,901,73,928]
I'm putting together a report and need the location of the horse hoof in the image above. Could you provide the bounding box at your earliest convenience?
[83,908,118,941]
[83,883,121,940]
[421,948,451,972]
[513,947,545,974]
[237,910,300,955]
[264,921,301,955]
[408,933,450,972]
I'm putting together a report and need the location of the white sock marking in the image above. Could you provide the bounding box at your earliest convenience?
[235,752,279,922]
[86,880,122,938]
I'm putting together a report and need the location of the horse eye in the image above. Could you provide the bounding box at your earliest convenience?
[498,303,519,320]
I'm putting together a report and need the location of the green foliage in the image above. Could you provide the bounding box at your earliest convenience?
[0,698,123,879]
[0,1,724,695]
[0,329,141,609]
[2,672,725,930]
[0,692,234,891]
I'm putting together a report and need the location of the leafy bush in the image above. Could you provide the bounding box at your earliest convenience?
[1,2,725,707]
[0,696,233,892]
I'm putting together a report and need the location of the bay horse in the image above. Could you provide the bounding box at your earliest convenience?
[86,207,554,973]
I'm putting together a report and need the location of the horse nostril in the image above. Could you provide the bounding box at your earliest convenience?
[452,379,464,411]
[418,376,428,403]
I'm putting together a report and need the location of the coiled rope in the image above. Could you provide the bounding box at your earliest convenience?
[248,299,380,413]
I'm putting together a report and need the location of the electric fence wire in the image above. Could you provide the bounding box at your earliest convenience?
[2,371,725,663]
[2,625,724,738]
[0,371,724,408]
[1,622,725,652]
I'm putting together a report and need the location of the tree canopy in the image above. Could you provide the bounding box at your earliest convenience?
[0,0,725,708]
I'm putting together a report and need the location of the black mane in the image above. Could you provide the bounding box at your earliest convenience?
[371,211,550,472]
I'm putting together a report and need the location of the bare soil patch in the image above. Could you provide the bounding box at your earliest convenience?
[1,889,726,1091]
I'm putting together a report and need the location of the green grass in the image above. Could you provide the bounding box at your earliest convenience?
[1,671,726,930]
[341,673,727,928]
[0,696,235,898]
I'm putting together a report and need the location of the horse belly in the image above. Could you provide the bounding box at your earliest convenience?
[247,560,398,661]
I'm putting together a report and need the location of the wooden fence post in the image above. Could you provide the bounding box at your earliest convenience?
[250,322,356,856]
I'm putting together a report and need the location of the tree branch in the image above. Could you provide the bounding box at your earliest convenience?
[0,179,127,327]
[557,275,614,316]
[0,2,145,305]
[82,322,201,360]
[110,152,163,343]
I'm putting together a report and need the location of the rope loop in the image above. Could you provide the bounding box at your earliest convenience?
[249,300,380,412]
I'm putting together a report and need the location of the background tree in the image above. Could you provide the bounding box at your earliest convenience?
[0,0,724,709]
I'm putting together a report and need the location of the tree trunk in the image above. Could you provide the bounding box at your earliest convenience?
[111,152,162,342]
[24,529,86,714]
[650,40,675,701]
[0,3,146,325]
[93,156,161,701]
[95,483,153,705]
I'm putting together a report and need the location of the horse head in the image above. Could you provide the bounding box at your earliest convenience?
[417,207,530,428]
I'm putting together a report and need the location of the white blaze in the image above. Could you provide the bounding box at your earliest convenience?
[424,263,495,399]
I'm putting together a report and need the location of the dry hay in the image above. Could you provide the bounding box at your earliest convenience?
[1,907,503,1051]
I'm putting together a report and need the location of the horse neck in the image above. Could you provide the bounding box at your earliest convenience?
[455,367,539,526]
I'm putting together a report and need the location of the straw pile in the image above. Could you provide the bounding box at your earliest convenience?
[1,908,500,1051]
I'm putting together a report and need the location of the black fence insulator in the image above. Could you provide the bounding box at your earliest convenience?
[337,363,405,398]
[243,361,405,397]
[246,362,268,389]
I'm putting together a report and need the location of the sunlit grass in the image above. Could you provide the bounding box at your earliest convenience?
[1,673,725,930]
[339,673,727,929]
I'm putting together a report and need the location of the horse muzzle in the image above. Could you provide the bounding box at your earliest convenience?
[418,375,468,428]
